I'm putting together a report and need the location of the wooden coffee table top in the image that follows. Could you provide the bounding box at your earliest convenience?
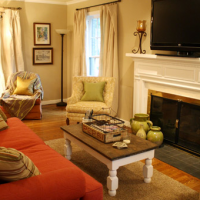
[61,124,158,161]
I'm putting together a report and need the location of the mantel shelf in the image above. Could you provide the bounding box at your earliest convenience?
[126,53,200,63]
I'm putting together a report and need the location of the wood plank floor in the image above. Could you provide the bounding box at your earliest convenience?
[23,104,200,193]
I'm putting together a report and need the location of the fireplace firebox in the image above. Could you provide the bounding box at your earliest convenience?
[149,93,200,156]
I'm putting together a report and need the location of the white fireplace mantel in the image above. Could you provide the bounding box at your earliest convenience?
[126,53,200,115]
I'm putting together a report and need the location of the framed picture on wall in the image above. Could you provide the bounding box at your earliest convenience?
[34,23,51,45]
[33,48,53,65]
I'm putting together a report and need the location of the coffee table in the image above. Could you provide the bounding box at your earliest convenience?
[61,124,157,196]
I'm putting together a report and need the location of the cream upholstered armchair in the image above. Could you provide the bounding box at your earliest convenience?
[66,76,115,125]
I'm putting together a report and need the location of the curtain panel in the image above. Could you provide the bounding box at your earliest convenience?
[0,19,5,96]
[1,9,24,85]
[99,3,119,115]
[73,9,87,76]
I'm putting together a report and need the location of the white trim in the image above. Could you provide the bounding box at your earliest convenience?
[41,99,67,105]
[7,0,87,5]
[66,0,87,5]
[87,10,100,16]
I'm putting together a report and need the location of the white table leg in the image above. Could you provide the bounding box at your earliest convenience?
[107,169,118,196]
[143,158,153,183]
[64,139,72,160]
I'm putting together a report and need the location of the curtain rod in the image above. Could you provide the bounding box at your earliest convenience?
[0,6,22,10]
[76,0,121,11]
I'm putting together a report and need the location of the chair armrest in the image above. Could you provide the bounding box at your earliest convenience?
[0,168,86,200]
[1,89,10,98]
[67,95,79,104]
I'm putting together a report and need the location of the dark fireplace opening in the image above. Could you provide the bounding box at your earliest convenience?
[149,91,200,157]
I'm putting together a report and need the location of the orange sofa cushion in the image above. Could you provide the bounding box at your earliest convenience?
[0,118,103,200]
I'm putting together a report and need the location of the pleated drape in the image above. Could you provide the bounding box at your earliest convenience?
[1,9,24,84]
[99,3,118,115]
[0,19,5,96]
[73,9,87,76]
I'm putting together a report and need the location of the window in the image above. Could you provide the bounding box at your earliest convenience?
[86,11,100,76]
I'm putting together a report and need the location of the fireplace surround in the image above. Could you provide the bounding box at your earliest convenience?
[126,53,200,155]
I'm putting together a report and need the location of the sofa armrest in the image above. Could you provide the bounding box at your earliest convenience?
[0,168,86,200]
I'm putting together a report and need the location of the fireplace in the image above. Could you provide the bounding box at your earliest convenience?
[148,90,200,156]
[126,53,200,156]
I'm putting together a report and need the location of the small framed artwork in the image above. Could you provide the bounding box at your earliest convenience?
[33,48,53,65]
[34,23,51,45]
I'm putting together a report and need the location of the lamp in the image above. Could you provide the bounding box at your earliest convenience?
[56,29,70,106]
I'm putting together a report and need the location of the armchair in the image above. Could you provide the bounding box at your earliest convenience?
[0,71,43,120]
[66,76,115,125]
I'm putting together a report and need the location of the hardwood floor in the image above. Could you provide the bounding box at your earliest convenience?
[23,104,200,193]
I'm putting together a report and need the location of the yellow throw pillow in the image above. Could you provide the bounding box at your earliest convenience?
[0,115,8,131]
[0,147,41,182]
[81,82,106,102]
[0,109,7,122]
[13,76,36,96]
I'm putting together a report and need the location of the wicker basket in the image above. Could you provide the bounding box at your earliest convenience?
[82,115,127,143]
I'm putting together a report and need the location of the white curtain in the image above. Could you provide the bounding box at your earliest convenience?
[1,9,24,85]
[73,9,87,76]
[99,3,118,115]
[0,18,5,96]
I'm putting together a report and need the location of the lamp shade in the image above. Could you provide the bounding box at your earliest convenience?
[55,29,70,35]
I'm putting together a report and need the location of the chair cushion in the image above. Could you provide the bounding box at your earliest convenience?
[0,147,41,182]
[81,82,106,102]
[66,101,110,114]
[13,76,36,96]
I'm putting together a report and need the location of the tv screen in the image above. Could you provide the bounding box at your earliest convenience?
[151,0,200,56]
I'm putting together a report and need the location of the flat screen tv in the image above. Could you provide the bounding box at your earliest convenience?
[151,0,200,57]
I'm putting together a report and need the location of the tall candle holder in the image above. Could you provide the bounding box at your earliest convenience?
[132,20,147,54]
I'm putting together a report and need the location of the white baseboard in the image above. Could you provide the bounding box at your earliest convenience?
[41,99,67,105]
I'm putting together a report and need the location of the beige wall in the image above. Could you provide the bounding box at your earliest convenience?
[66,0,152,121]
[1,0,154,121]
[1,1,68,102]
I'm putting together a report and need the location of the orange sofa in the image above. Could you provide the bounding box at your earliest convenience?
[0,117,103,200]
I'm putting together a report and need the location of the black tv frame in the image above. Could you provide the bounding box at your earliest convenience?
[150,0,200,57]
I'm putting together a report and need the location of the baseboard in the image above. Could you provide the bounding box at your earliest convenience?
[41,99,67,105]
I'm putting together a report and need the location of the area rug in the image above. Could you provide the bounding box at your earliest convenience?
[45,138,199,200]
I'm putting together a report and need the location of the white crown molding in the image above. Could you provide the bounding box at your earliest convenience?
[66,0,87,5]
[7,0,87,5]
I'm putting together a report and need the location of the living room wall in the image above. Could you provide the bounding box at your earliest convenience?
[66,0,152,121]
[1,0,68,104]
[1,0,153,121]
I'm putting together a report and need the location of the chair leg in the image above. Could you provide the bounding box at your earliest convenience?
[66,118,69,125]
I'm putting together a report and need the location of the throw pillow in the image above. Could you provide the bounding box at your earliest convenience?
[13,76,36,96]
[81,81,106,102]
[0,147,41,182]
[0,109,7,122]
[0,116,8,131]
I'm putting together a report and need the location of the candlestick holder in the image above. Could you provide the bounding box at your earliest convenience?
[132,31,147,54]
